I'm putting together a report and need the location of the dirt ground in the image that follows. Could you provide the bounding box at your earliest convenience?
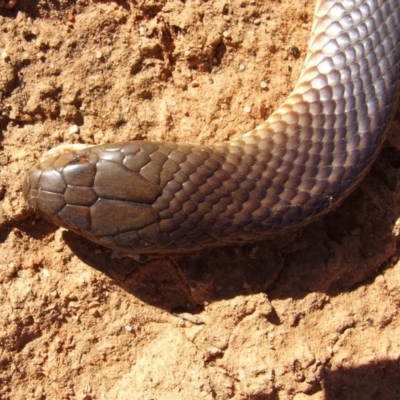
[1,0,400,399]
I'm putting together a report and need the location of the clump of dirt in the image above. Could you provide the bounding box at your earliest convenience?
[1,1,400,399]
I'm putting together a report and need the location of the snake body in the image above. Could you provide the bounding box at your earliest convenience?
[23,0,400,254]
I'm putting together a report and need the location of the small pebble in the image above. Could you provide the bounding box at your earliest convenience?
[173,312,204,325]
[208,347,223,356]
[244,105,252,113]
[238,369,246,380]
[90,309,101,318]
[69,124,79,134]
[177,319,185,328]
[260,80,268,89]
[34,39,42,49]
[41,268,50,277]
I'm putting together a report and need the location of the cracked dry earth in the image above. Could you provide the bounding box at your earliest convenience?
[1,1,400,399]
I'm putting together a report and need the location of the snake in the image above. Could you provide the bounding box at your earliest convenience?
[23,0,400,254]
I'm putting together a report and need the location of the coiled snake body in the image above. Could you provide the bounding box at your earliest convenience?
[23,0,400,253]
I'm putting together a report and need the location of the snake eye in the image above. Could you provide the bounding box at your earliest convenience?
[70,156,89,165]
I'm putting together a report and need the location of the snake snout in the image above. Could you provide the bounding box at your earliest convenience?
[23,164,68,219]
[22,172,31,202]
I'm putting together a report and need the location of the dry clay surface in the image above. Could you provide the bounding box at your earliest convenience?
[1,1,400,399]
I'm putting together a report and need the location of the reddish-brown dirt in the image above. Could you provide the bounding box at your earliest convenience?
[1,1,400,399]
